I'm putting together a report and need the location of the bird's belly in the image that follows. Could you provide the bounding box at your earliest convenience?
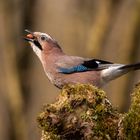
[59,71,102,88]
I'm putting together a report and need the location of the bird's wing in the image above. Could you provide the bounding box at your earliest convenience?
[56,56,114,74]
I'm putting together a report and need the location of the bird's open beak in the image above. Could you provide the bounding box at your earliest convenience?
[24,29,43,50]
[24,29,35,42]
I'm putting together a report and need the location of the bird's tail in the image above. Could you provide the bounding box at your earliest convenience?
[101,62,140,85]
[120,62,140,71]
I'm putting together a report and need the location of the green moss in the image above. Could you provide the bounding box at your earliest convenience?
[122,83,140,140]
[37,82,140,139]
[37,84,120,140]
[41,131,61,140]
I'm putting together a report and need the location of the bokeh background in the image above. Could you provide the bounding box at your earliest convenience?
[0,0,140,140]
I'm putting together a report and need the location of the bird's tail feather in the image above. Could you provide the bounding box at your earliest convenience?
[101,62,140,84]
[120,62,140,71]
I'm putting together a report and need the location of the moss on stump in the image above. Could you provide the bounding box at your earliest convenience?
[119,82,140,140]
[37,83,140,140]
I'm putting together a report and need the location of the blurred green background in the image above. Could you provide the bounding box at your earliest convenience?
[0,0,140,140]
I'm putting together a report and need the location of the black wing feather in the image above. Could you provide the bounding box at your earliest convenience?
[82,59,113,69]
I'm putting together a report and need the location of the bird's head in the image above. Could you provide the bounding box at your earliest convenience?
[24,29,62,59]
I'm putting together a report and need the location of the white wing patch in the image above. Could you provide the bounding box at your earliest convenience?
[95,61,100,64]
[101,64,125,84]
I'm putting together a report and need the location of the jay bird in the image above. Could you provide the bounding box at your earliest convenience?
[24,29,140,89]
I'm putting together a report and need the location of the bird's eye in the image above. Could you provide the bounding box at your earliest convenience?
[41,35,46,41]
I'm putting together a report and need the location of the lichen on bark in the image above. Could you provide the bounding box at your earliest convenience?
[37,83,140,140]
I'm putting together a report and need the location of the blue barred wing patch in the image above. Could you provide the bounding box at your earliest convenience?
[58,59,113,74]
[59,65,89,74]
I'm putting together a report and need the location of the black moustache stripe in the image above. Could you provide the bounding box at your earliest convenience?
[34,40,43,50]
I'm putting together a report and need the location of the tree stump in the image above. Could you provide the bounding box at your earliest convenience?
[37,83,140,140]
